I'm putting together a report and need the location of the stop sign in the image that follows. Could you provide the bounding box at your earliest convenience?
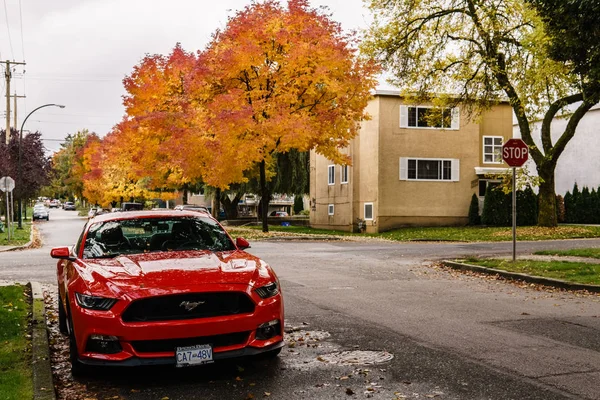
[502,138,529,167]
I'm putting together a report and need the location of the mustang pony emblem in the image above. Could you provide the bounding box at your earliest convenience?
[179,300,206,311]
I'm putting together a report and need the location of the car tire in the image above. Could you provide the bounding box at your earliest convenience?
[67,308,88,376]
[58,297,68,335]
[46,216,50,221]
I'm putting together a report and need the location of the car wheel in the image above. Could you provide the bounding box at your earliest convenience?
[58,297,68,335]
[46,216,50,221]
[67,310,88,376]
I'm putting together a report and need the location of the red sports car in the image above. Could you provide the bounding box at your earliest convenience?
[51,210,284,374]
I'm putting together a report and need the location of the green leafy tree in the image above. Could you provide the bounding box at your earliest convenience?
[48,130,93,202]
[364,0,600,226]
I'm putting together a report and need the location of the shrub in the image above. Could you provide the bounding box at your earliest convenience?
[468,193,481,225]
[516,185,537,226]
[481,185,510,226]
[293,195,304,214]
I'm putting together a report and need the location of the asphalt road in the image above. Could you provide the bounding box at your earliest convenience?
[2,209,600,399]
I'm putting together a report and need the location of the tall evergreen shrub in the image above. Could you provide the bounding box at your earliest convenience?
[516,186,538,226]
[293,195,304,214]
[468,193,481,225]
[481,185,511,226]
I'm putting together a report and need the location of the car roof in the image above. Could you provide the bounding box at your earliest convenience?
[90,209,213,223]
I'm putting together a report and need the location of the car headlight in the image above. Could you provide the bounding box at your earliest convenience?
[255,282,279,299]
[75,292,117,311]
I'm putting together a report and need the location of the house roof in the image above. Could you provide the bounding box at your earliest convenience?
[373,90,511,104]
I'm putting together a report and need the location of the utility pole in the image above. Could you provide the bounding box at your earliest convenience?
[4,60,26,143]
[11,93,26,129]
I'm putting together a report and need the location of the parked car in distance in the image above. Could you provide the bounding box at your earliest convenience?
[63,202,76,211]
[121,202,143,211]
[269,211,289,217]
[87,208,109,219]
[49,199,60,208]
[50,210,284,375]
[33,204,49,220]
[174,204,210,213]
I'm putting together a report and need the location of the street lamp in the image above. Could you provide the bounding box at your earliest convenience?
[17,103,66,228]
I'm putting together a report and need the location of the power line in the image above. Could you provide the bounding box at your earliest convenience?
[2,0,14,60]
[18,0,24,60]
[29,119,115,126]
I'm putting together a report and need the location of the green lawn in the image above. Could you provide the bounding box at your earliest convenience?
[462,258,600,286]
[0,221,32,246]
[0,285,33,400]
[535,248,600,259]
[228,224,600,242]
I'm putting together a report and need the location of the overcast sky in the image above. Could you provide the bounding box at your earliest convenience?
[0,0,378,154]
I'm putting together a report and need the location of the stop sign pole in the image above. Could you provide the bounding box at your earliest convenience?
[502,139,529,262]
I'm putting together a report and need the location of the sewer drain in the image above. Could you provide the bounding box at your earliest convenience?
[317,350,393,365]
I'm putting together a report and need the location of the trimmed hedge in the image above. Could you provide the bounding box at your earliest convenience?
[480,185,538,226]
[564,183,600,224]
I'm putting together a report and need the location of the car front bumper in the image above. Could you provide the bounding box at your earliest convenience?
[69,284,284,365]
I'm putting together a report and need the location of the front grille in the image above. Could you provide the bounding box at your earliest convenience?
[131,331,251,353]
[121,292,255,322]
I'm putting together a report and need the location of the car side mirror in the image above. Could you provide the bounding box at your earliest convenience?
[236,237,251,250]
[50,247,76,261]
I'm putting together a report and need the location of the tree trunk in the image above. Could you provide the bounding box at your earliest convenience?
[537,163,557,227]
[213,187,221,219]
[260,160,269,233]
[182,184,189,205]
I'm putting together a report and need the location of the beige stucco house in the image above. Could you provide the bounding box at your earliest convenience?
[310,90,513,233]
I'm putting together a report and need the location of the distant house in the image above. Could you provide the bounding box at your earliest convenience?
[310,90,513,233]
[513,104,600,195]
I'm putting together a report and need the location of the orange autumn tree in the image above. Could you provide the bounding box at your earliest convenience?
[121,45,200,193]
[188,0,378,231]
[96,119,179,206]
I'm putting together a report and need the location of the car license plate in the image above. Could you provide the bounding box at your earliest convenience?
[176,344,213,367]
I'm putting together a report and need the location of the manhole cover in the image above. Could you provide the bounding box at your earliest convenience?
[317,350,393,365]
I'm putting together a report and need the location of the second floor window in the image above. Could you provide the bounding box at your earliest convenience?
[483,136,503,163]
[400,105,459,129]
[328,165,335,185]
[341,165,349,184]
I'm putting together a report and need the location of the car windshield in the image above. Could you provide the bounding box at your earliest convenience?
[82,216,236,259]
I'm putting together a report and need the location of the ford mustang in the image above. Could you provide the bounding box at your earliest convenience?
[51,210,284,374]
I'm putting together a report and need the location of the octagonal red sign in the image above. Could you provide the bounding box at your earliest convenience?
[502,138,529,167]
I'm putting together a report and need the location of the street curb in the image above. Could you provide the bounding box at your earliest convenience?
[442,260,600,293]
[30,282,56,400]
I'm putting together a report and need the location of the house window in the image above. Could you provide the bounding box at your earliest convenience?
[328,165,335,185]
[341,165,349,184]
[399,158,460,181]
[400,105,459,129]
[328,204,334,215]
[364,203,373,220]
[483,136,503,163]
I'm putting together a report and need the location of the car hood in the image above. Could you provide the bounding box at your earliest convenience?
[78,250,273,297]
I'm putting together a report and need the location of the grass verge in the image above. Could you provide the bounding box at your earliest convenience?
[0,284,33,400]
[535,248,600,259]
[0,221,32,246]
[462,257,600,285]
[228,224,600,242]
